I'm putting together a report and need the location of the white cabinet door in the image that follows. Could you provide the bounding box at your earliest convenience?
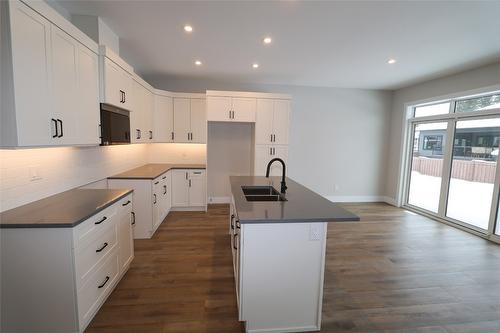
[190,99,206,143]
[8,1,54,146]
[50,24,78,145]
[207,96,232,122]
[232,98,256,122]
[103,58,123,107]
[154,95,173,142]
[254,145,272,176]
[76,44,100,145]
[173,98,191,143]
[270,146,288,177]
[255,99,274,144]
[273,100,290,145]
[152,180,161,231]
[144,89,154,142]
[120,71,133,111]
[171,170,189,207]
[188,170,206,207]
[165,171,172,213]
[117,209,134,273]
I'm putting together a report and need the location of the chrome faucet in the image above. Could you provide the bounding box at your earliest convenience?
[265,158,287,194]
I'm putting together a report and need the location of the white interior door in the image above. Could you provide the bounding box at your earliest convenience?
[76,44,100,145]
[171,170,189,207]
[273,100,290,145]
[154,95,173,142]
[190,99,207,143]
[207,96,232,122]
[9,1,53,146]
[255,99,274,144]
[232,98,256,122]
[188,170,206,206]
[173,98,191,143]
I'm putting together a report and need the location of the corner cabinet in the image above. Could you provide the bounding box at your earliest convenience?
[0,193,134,333]
[108,171,171,239]
[1,0,100,147]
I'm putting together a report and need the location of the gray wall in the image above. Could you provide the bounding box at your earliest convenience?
[385,61,500,204]
[148,76,393,200]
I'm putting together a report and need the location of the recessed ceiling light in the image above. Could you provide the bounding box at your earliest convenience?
[195,60,202,66]
[252,63,259,69]
[387,58,397,64]
[263,37,272,44]
[184,25,193,33]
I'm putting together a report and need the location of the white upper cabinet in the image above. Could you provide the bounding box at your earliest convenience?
[154,94,174,142]
[207,95,256,122]
[1,0,100,147]
[255,99,290,145]
[130,80,154,143]
[101,57,133,110]
[254,145,289,176]
[173,97,206,143]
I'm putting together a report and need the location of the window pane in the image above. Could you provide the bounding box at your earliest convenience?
[455,94,500,113]
[446,117,500,230]
[407,122,448,213]
[414,102,450,118]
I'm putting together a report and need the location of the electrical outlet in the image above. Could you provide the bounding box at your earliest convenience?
[29,166,42,181]
[309,224,322,241]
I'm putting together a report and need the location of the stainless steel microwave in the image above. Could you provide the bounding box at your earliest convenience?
[100,103,131,145]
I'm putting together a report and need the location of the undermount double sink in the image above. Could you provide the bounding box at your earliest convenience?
[242,186,287,202]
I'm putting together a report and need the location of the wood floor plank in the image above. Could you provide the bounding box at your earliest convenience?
[85,203,500,333]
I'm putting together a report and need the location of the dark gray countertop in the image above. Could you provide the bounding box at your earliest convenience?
[108,163,206,180]
[0,189,133,228]
[230,176,359,224]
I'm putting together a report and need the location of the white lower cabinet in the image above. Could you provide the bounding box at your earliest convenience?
[109,171,171,239]
[254,145,288,176]
[171,169,207,209]
[0,194,134,333]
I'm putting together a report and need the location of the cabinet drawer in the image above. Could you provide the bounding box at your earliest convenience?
[74,222,118,290]
[73,201,119,249]
[77,249,119,331]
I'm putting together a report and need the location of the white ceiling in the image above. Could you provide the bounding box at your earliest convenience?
[57,0,500,90]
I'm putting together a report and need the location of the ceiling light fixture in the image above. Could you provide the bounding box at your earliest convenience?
[263,37,272,44]
[252,63,259,69]
[195,60,202,66]
[387,58,397,64]
[184,25,193,33]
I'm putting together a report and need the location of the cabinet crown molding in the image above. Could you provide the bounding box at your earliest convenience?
[206,90,291,100]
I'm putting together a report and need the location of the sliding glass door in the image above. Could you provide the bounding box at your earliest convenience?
[446,117,500,230]
[404,92,500,239]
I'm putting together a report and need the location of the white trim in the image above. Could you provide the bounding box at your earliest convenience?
[98,45,134,74]
[325,195,392,203]
[208,196,231,204]
[206,90,291,100]
[246,325,320,333]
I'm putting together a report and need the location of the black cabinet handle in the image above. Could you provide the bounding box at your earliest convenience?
[123,91,126,103]
[122,200,131,206]
[131,211,136,225]
[153,194,157,204]
[57,119,63,137]
[233,233,238,250]
[230,214,235,230]
[154,181,159,185]
[171,132,174,140]
[189,179,192,187]
[162,176,166,179]
[163,185,167,194]
[96,242,108,253]
[185,172,188,180]
[98,276,110,289]
[229,110,231,119]
[149,130,153,140]
[95,216,107,225]
[51,118,58,138]
[119,90,125,103]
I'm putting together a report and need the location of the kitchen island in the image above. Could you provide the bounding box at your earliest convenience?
[229,176,359,333]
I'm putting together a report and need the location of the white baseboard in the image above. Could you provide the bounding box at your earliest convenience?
[326,195,396,205]
[208,196,231,204]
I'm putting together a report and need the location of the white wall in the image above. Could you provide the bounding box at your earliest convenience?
[207,122,254,201]
[148,76,393,201]
[385,61,500,204]
[0,145,148,212]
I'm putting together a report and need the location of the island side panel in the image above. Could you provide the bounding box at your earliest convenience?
[240,222,327,333]
[1,228,78,333]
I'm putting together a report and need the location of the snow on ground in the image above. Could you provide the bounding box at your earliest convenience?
[408,171,494,230]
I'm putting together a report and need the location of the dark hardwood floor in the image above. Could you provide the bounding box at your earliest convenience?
[86,203,500,333]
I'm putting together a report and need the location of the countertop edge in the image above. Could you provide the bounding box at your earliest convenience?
[108,165,206,180]
[0,189,134,229]
[239,217,360,224]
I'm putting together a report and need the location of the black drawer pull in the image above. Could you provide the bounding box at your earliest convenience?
[96,242,108,253]
[122,200,131,206]
[98,276,110,289]
[154,181,159,185]
[163,185,167,195]
[230,214,235,230]
[233,233,238,250]
[95,216,107,225]
[162,176,166,179]
[51,118,58,138]
[131,211,136,225]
